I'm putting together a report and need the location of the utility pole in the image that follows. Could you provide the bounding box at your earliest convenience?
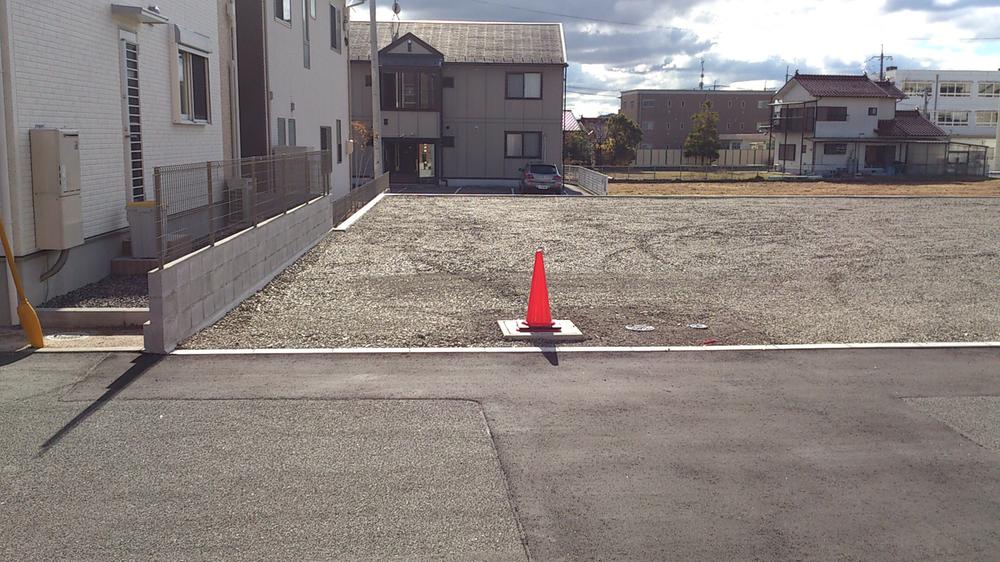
[879,44,885,81]
[699,59,704,91]
[369,0,383,176]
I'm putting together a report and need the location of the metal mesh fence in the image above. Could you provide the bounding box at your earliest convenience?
[593,166,771,182]
[153,150,330,265]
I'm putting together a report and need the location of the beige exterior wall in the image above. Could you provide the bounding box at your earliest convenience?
[350,62,565,181]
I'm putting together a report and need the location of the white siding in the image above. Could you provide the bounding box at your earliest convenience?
[265,0,352,199]
[5,1,223,255]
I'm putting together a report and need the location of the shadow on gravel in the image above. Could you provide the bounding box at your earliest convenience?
[37,354,161,456]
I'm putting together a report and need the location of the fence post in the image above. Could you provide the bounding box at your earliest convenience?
[206,161,215,245]
[251,159,259,227]
[154,166,165,268]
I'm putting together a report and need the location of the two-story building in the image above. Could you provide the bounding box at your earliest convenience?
[0,1,353,327]
[771,73,949,175]
[348,21,567,186]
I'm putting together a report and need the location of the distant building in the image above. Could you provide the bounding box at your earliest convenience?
[771,74,954,175]
[619,90,773,149]
[886,68,999,157]
[348,21,567,186]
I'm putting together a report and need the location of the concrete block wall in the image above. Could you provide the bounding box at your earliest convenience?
[144,195,333,353]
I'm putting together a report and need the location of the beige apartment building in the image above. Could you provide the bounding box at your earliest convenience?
[348,21,567,186]
[620,90,773,149]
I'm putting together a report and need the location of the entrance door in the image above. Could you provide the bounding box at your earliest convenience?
[385,141,436,183]
[384,141,419,183]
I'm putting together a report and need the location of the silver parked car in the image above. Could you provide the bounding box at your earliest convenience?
[518,163,564,194]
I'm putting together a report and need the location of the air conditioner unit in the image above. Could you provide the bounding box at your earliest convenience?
[30,128,84,250]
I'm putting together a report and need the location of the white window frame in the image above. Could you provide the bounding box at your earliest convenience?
[902,80,933,96]
[275,0,292,24]
[939,81,971,97]
[975,110,998,127]
[978,82,1000,98]
[936,110,970,126]
[175,47,211,124]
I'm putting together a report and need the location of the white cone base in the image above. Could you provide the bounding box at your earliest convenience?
[498,319,585,341]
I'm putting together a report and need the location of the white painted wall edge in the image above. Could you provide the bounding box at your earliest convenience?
[333,191,386,231]
[170,341,1000,355]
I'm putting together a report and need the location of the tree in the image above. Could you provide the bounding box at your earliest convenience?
[683,101,721,164]
[601,114,643,165]
[563,131,593,165]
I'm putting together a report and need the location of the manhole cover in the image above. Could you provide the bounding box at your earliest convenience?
[687,323,708,330]
[45,334,89,341]
[625,324,655,332]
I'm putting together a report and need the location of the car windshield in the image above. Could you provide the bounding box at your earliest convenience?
[529,164,558,175]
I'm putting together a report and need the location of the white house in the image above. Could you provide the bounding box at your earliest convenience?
[886,68,999,156]
[0,2,225,325]
[771,73,951,176]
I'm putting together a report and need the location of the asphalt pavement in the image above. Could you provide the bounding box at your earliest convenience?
[2,348,1000,560]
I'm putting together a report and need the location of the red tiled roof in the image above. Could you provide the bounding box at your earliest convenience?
[877,110,948,138]
[875,80,906,99]
[792,74,906,99]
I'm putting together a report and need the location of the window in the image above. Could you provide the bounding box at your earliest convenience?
[288,118,297,145]
[643,121,654,131]
[275,0,291,23]
[937,111,970,126]
[726,122,732,131]
[120,34,145,202]
[740,100,746,109]
[727,100,733,108]
[642,99,655,108]
[442,76,454,88]
[329,4,341,52]
[320,125,331,151]
[309,0,316,17]
[505,132,542,158]
[177,50,209,122]
[302,0,310,68]
[868,107,878,116]
[778,143,796,161]
[824,143,847,155]
[939,81,971,97]
[506,72,542,99]
[816,106,847,121]
[277,118,286,145]
[335,119,342,163]
[975,110,998,127]
[758,100,768,109]
[380,71,439,110]
[978,82,1000,97]
[902,80,933,95]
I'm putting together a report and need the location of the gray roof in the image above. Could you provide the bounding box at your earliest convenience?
[348,21,566,65]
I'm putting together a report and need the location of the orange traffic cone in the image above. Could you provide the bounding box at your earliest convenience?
[519,249,560,331]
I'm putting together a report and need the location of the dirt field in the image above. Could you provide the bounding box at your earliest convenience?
[185,195,1000,349]
[610,178,1000,197]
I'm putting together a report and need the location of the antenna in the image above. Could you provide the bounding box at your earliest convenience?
[879,44,884,81]
[699,59,704,91]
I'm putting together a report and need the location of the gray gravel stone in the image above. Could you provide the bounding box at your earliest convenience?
[41,275,149,308]
[184,195,1000,349]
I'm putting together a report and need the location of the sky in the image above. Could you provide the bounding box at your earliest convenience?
[351,0,1000,117]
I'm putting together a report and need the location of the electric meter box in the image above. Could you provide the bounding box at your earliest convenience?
[30,128,84,249]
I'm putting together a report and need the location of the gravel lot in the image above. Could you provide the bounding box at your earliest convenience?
[42,275,148,308]
[185,195,1000,348]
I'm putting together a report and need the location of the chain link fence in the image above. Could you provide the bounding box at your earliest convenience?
[152,150,330,265]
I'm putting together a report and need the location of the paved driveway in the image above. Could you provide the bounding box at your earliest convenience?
[3,348,1000,560]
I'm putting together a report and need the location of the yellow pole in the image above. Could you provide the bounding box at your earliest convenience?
[0,219,43,348]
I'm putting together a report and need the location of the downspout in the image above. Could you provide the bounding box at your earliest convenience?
[0,0,22,324]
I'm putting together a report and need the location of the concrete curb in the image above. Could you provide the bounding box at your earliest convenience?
[36,308,149,329]
[169,341,1000,355]
[333,192,387,231]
